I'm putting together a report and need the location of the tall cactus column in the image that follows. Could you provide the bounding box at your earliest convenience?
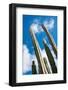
[41,24,57,58]
[30,29,48,74]
[43,39,57,73]
[32,61,37,74]
[43,57,52,74]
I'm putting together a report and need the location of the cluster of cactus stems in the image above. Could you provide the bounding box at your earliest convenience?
[30,24,57,74]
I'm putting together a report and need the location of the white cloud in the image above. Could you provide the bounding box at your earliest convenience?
[30,18,55,34]
[30,23,39,33]
[30,23,43,34]
[23,45,32,73]
[23,44,38,74]
[43,19,55,30]
[30,18,43,34]
[33,19,40,24]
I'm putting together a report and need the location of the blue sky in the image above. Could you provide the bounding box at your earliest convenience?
[22,15,57,75]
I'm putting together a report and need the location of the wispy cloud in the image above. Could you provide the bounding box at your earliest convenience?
[30,23,43,34]
[43,19,55,30]
[30,18,43,34]
[30,18,55,34]
[33,19,40,24]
